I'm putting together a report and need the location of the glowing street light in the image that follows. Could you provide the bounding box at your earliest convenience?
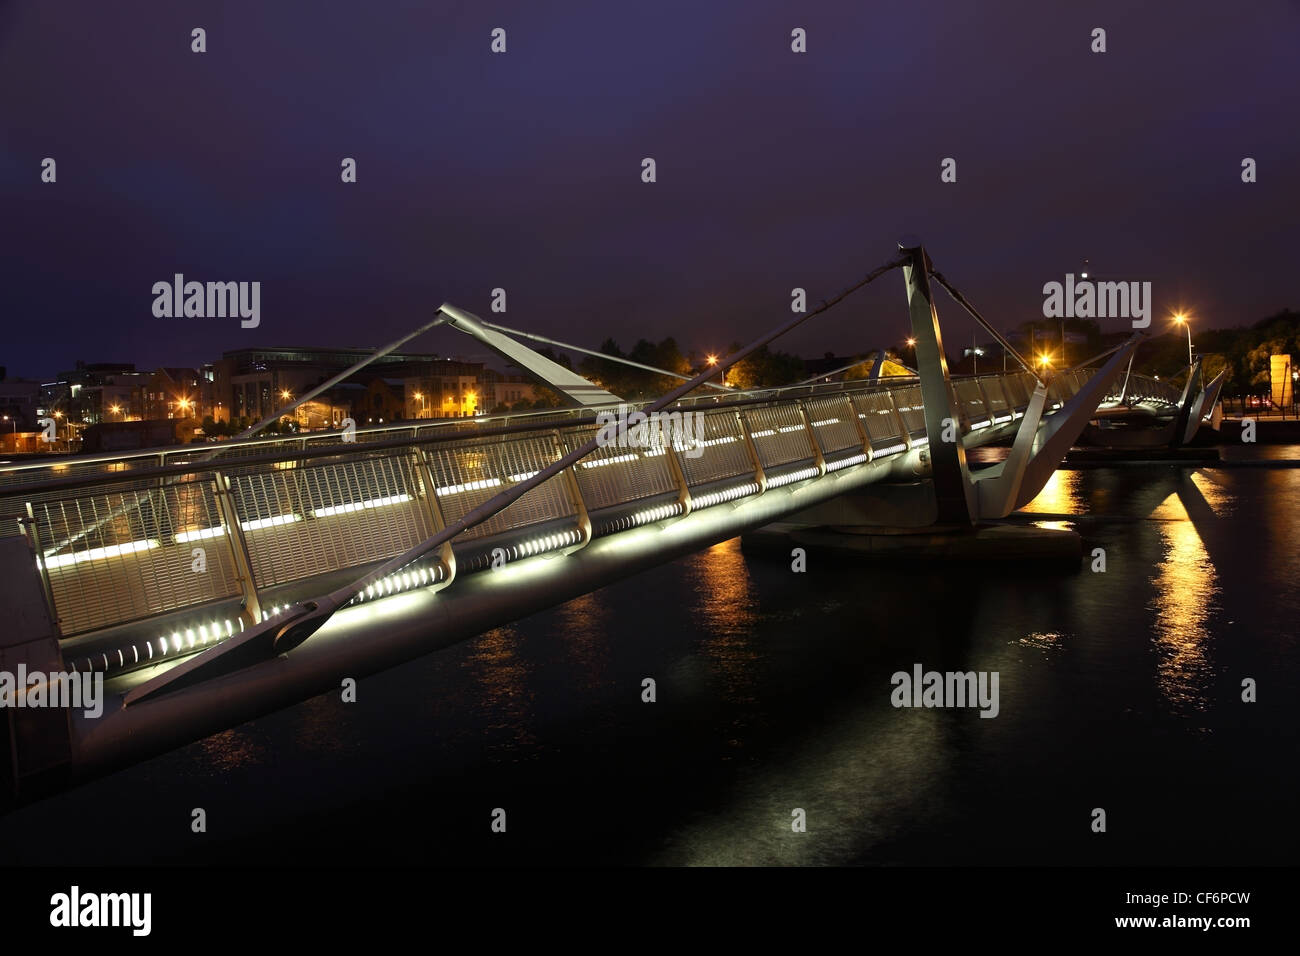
[280,389,292,401]
[1172,313,1193,367]
[1038,353,1052,369]
[706,355,718,366]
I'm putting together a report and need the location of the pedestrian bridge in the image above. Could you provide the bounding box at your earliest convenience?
[5,367,1137,675]
[0,241,1193,802]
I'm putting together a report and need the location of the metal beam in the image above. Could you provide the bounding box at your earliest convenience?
[900,239,976,524]
[438,304,623,407]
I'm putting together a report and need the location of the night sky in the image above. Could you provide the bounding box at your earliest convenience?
[2,0,1296,380]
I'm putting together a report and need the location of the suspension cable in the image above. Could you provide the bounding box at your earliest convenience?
[927,269,1042,384]
[478,320,737,394]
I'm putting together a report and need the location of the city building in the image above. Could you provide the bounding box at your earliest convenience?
[141,367,202,420]
[477,368,541,411]
[212,346,442,425]
[0,379,43,430]
[41,361,139,426]
[404,359,485,419]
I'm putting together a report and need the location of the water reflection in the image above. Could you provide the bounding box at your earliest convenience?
[1019,468,1083,515]
[291,694,350,756]
[687,539,761,752]
[1148,489,1219,716]
[556,591,612,692]
[462,626,537,752]
[1016,630,1066,659]
[199,727,268,772]
[652,699,946,866]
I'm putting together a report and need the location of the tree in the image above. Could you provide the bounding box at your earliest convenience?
[728,345,804,389]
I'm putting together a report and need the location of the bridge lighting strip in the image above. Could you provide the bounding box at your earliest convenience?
[437,477,503,497]
[765,467,819,489]
[241,514,302,531]
[580,453,640,469]
[690,482,761,509]
[42,538,160,569]
[493,528,584,564]
[69,616,241,675]
[598,501,685,534]
[825,452,868,472]
[313,493,412,518]
[176,527,226,543]
[349,561,449,605]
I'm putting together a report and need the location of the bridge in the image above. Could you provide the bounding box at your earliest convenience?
[0,242,1201,804]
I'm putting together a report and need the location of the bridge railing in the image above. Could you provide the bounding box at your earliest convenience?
[0,369,1103,672]
[1118,373,1181,406]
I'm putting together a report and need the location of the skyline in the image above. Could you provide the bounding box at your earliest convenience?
[2,1,1297,380]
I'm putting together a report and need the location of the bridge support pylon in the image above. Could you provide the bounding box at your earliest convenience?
[899,238,1142,522]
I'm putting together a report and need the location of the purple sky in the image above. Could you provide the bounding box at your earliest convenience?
[2,0,1297,379]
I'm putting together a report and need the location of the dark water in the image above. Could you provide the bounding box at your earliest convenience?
[3,451,1298,866]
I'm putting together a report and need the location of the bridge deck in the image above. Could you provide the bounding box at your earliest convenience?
[0,369,1177,682]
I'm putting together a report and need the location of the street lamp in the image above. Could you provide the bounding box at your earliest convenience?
[414,391,427,418]
[705,354,723,387]
[2,415,14,434]
[1172,314,1193,367]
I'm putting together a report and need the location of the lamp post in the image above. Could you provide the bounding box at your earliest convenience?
[1173,313,1193,368]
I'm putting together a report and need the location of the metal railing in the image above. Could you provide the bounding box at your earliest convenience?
[0,368,1137,673]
